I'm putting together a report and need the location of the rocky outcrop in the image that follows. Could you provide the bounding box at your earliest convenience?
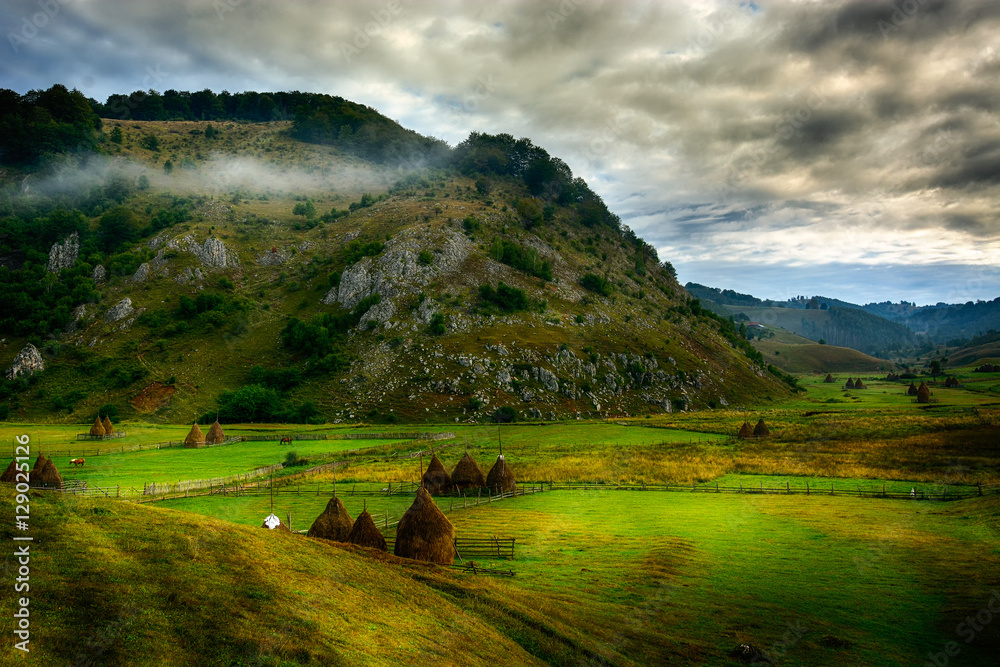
[92,265,106,282]
[191,237,238,268]
[47,233,79,273]
[257,248,290,266]
[130,262,151,283]
[104,298,134,323]
[5,343,44,379]
[322,227,472,311]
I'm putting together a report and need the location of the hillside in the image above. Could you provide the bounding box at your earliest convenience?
[0,87,790,425]
[948,331,1000,368]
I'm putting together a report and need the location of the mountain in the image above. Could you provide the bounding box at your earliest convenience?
[0,86,791,424]
[685,284,918,358]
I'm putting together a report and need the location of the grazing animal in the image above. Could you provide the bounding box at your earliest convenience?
[280,436,292,445]
[70,458,85,467]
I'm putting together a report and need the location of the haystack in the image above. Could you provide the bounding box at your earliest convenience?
[206,420,225,445]
[184,422,206,448]
[486,454,516,494]
[907,382,918,396]
[917,382,931,404]
[854,379,866,390]
[753,418,770,437]
[737,421,754,439]
[33,459,63,489]
[0,460,18,483]
[32,454,48,475]
[845,378,855,389]
[261,513,291,532]
[823,374,835,383]
[102,415,114,435]
[944,376,960,388]
[422,454,452,495]
[89,417,106,437]
[347,509,388,552]
[394,486,455,565]
[307,496,354,542]
[451,452,486,492]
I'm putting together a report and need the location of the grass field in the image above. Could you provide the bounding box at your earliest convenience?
[6,487,997,665]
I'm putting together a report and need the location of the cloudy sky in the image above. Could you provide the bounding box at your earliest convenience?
[3,0,999,305]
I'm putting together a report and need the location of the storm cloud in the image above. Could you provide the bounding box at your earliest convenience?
[3,0,998,303]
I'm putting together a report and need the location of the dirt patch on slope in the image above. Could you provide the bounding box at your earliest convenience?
[131,382,176,413]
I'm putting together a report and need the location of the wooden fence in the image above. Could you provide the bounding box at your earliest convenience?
[142,463,284,496]
[546,480,997,501]
[240,431,455,442]
[76,431,127,441]
[39,436,242,459]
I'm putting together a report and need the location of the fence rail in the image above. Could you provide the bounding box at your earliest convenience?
[546,481,997,501]
[76,431,127,441]
[39,436,242,459]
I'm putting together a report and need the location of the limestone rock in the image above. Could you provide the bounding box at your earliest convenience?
[104,298,134,323]
[130,262,151,283]
[5,343,44,379]
[47,233,79,273]
[92,265,106,282]
[192,237,238,268]
[535,367,559,393]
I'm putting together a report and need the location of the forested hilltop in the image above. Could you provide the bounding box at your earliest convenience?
[0,85,791,424]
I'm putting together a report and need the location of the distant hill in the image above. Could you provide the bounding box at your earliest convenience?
[948,331,1000,368]
[754,339,889,375]
[687,283,1000,348]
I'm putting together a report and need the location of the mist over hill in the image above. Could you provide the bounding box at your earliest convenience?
[0,85,793,424]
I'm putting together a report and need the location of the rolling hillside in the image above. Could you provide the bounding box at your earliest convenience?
[0,87,790,425]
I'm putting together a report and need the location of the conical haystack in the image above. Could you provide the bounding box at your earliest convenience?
[394,487,455,565]
[753,418,770,437]
[261,513,291,532]
[102,415,114,435]
[845,378,855,389]
[737,421,754,439]
[33,459,63,489]
[823,374,834,383]
[944,376,960,388]
[451,452,486,492]
[307,496,354,542]
[422,454,452,495]
[917,382,931,404]
[486,454,516,494]
[89,417,106,437]
[347,509,388,552]
[854,379,866,389]
[184,422,206,448]
[907,382,918,396]
[206,420,225,445]
[0,460,18,483]
[32,454,48,475]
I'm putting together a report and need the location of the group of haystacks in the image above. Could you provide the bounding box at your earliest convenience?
[737,419,770,439]
[88,415,116,437]
[183,420,226,448]
[420,450,515,497]
[844,377,866,389]
[266,449,515,567]
[1,454,64,489]
[973,364,999,373]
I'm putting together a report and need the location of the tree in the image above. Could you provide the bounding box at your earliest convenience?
[292,199,317,220]
[140,134,160,151]
[109,126,123,144]
[97,206,142,252]
[928,360,941,381]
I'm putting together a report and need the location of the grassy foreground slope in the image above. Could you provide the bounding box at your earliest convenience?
[3,488,998,666]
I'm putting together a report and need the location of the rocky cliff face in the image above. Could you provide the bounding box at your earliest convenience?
[5,343,44,379]
[47,233,79,273]
[104,298,134,323]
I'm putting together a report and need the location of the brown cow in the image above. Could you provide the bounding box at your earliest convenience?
[70,458,85,467]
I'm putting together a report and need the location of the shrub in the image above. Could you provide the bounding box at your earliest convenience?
[462,216,481,234]
[580,273,612,296]
[283,451,309,467]
[492,406,517,423]
[428,312,446,335]
[417,250,433,266]
[487,238,552,281]
[479,282,531,312]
